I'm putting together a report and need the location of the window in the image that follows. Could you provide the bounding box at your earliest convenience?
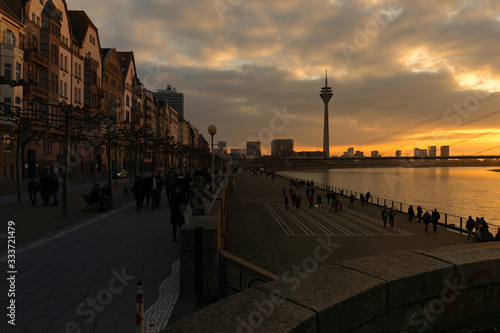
[3,30,16,47]
[78,65,81,78]
[60,54,63,68]
[41,42,49,59]
[50,73,58,93]
[126,95,130,106]
[60,80,63,96]
[39,69,48,89]
[4,63,12,80]
[32,13,36,23]
[64,56,67,70]
[37,16,40,26]
[39,0,44,4]
[64,82,67,98]
[43,137,52,155]
[84,70,90,84]
[15,97,21,105]
[50,45,58,64]
[15,63,21,80]
[26,34,38,51]
[27,65,37,83]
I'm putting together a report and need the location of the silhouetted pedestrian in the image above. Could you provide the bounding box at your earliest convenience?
[432,209,440,233]
[170,185,186,242]
[284,195,289,210]
[466,216,475,241]
[408,205,415,222]
[423,211,431,233]
[381,206,388,227]
[417,205,423,223]
[389,208,396,228]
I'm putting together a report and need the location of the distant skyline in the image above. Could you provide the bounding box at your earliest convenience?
[70,0,500,156]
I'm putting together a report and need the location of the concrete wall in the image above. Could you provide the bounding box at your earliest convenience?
[166,242,500,332]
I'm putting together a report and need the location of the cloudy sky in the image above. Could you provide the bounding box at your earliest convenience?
[69,0,500,156]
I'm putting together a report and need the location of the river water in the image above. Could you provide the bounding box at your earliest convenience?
[279,167,500,229]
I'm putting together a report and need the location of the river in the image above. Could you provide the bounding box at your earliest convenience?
[278,167,500,229]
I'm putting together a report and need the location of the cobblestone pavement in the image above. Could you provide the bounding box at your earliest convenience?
[1,200,180,333]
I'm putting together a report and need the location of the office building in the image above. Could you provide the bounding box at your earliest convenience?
[271,139,294,157]
[428,146,437,157]
[153,85,184,118]
[441,146,450,157]
[246,141,261,158]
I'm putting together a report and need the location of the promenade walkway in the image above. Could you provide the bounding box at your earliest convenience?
[224,170,468,274]
[0,181,179,333]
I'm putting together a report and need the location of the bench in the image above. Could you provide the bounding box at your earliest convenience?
[82,194,100,211]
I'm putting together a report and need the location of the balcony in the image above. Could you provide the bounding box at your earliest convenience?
[24,50,48,66]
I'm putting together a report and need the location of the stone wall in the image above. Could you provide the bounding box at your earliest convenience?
[166,242,500,332]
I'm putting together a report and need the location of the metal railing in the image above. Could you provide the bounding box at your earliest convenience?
[279,174,499,234]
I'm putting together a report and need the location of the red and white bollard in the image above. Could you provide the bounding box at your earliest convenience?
[136,280,144,333]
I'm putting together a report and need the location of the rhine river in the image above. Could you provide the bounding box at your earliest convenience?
[279,166,500,229]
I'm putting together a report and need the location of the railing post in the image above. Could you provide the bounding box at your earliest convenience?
[460,217,463,234]
[400,202,402,212]
[445,214,447,228]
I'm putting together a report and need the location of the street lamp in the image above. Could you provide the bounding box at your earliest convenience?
[3,136,12,186]
[208,124,217,192]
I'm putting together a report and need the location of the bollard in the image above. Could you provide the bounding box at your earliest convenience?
[136,280,144,333]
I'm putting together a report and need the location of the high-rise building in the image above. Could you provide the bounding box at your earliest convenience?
[414,148,428,157]
[440,146,450,157]
[271,139,294,157]
[153,85,184,118]
[428,146,437,157]
[246,141,261,157]
[371,151,379,158]
[395,150,402,158]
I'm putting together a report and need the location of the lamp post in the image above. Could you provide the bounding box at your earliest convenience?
[208,124,217,192]
[4,136,12,186]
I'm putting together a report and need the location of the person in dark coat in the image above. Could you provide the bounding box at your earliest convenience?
[431,209,440,233]
[284,195,289,210]
[39,173,51,206]
[170,185,186,242]
[189,176,211,216]
[381,206,388,227]
[27,178,40,206]
[407,205,415,222]
[423,211,432,233]
[389,208,396,228]
[132,176,145,211]
[466,216,475,241]
[50,171,59,206]
[417,205,423,223]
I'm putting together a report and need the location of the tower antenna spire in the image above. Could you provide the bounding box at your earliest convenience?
[325,70,328,87]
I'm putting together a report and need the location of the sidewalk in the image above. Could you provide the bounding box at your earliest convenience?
[0,177,134,250]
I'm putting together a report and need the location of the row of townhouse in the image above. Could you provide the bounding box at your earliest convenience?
[0,0,208,181]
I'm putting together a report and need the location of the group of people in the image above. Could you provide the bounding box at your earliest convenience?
[132,169,214,241]
[89,183,113,211]
[404,205,441,233]
[27,170,60,207]
[466,216,500,243]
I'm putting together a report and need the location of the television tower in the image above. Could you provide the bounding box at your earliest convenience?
[320,70,333,157]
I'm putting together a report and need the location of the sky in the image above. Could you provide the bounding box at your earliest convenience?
[68,0,500,156]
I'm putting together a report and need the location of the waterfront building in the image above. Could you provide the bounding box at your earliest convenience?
[371,151,379,158]
[355,151,364,157]
[395,150,402,158]
[153,85,184,118]
[246,141,261,158]
[414,148,428,157]
[296,151,324,158]
[441,145,450,157]
[343,147,354,157]
[428,146,437,157]
[271,139,293,157]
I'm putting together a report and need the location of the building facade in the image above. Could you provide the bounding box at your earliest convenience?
[271,139,293,157]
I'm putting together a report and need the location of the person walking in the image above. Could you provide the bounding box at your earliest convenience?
[423,211,431,233]
[326,191,332,205]
[416,205,423,223]
[389,208,396,228]
[349,194,355,209]
[360,193,365,206]
[308,195,314,208]
[132,176,145,211]
[282,186,286,197]
[39,172,51,206]
[284,195,289,210]
[317,194,322,207]
[148,171,161,210]
[50,171,59,206]
[431,209,440,233]
[466,216,475,241]
[27,178,40,206]
[381,206,389,227]
[295,196,301,210]
[408,205,415,222]
[170,185,186,242]
[365,191,371,205]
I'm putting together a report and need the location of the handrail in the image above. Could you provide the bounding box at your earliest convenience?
[278,174,499,233]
